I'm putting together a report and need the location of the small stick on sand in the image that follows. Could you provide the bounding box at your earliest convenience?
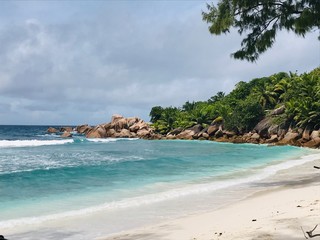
[306,224,320,238]
[301,226,308,239]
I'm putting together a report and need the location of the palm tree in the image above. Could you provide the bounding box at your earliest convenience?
[253,83,277,109]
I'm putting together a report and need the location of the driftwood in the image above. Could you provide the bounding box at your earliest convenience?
[302,225,320,239]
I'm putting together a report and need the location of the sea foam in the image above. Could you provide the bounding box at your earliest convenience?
[0,139,73,148]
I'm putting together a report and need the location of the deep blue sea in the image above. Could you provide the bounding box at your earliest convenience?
[0,125,318,239]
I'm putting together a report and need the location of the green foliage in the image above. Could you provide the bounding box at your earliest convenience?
[208,91,225,103]
[284,69,320,129]
[150,68,320,135]
[223,97,264,133]
[149,106,164,123]
[202,0,320,61]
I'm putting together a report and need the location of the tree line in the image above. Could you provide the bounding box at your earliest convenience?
[150,68,320,135]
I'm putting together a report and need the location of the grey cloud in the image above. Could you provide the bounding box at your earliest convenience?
[0,3,318,125]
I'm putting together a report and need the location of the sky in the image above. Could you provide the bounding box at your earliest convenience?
[0,0,319,125]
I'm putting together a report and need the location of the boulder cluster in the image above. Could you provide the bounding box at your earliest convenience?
[162,120,320,148]
[47,126,73,138]
[79,114,161,139]
[47,114,161,139]
[47,111,320,149]
[159,106,320,148]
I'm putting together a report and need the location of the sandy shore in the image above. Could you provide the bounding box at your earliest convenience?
[101,157,320,240]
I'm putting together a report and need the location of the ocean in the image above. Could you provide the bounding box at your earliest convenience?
[0,125,318,239]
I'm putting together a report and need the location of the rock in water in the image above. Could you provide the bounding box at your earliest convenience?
[61,131,72,138]
[47,127,58,133]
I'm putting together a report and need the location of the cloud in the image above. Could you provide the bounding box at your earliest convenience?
[0,2,318,125]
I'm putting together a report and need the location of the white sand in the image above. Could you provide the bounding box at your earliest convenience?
[101,158,320,240]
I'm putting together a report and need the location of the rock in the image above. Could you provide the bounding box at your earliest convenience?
[224,131,236,138]
[60,127,73,132]
[127,117,139,127]
[302,126,312,141]
[266,135,278,143]
[129,124,140,132]
[113,118,128,131]
[166,134,176,140]
[47,127,58,133]
[168,127,184,136]
[148,134,163,140]
[202,132,209,139]
[278,132,299,145]
[268,124,279,136]
[135,120,149,130]
[310,130,320,140]
[106,129,116,137]
[86,125,106,138]
[251,133,260,140]
[243,132,253,139]
[207,125,219,136]
[137,129,152,138]
[270,105,285,115]
[111,114,124,123]
[231,137,246,144]
[187,124,203,134]
[254,118,272,138]
[76,124,92,134]
[303,137,320,148]
[214,129,223,138]
[177,130,195,140]
[115,129,131,138]
[277,129,287,140]
[61,131,72,138]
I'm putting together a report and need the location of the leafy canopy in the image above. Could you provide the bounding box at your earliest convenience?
[202,0,320,61]
[149,68,320,135]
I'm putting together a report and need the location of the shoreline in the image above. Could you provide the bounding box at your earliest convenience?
[100,154,320,240]
[2,142,319,240]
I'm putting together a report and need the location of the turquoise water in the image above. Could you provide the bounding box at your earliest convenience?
[0,125,317,239]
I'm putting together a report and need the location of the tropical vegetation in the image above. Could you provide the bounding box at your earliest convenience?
[149,68,320,135]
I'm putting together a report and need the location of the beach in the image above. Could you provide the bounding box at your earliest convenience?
[102,156,320,240]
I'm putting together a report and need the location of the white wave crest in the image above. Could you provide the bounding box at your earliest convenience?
[0,139,73,148]
[86,138,139,143]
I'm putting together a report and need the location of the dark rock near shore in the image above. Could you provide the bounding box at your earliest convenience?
[303,137,320,148]
[302,126,312,141]
[266,135,278,143]
[168,127,184,136]
[75,124,92,134]
[60,127,73,133]
[61,131,72,138]
[47,127,58,133]
[254,117,273,138]
[310,130,320,140]
[207,125,219,136]
[278,132,300,145]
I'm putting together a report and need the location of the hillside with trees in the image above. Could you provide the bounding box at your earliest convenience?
[149,68,320,147]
